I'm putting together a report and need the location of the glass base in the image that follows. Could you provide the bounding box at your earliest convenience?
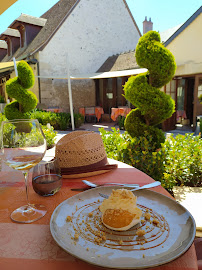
[11,204,47,223]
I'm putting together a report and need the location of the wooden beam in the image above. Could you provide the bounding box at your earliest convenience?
[112,78,117,107]
[103,79,107,113]
[95,79,99,106]
[121,77,127,105]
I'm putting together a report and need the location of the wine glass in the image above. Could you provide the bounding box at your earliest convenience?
[0,119,47,223]
[32,158,62,196]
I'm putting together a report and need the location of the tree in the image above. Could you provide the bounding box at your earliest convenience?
[124,31,176,149]
[5,60,38,120]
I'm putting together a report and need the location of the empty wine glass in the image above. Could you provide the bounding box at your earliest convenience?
[0,119,47,223]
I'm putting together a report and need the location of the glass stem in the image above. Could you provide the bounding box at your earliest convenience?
[23,171,31,207]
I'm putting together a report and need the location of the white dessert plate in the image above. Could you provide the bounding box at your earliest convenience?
[50,186,196,269]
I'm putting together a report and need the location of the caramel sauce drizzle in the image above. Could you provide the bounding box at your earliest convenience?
[71,201,170,251]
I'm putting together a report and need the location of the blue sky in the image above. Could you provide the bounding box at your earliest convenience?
[0,0,201,34]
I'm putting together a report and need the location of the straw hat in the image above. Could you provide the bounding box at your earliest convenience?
[55,131,117,178]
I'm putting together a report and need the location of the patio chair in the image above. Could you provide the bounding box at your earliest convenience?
[84,107,97,123]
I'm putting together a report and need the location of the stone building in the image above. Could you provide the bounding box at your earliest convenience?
[0,0,141,113]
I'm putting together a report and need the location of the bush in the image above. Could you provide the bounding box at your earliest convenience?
[120,134,165,182]
[0,95,5,103]
[124,108,166,149]
[73,113,84,128]
[100,128,164,182]
[41,125,57,149]
[0,113,7,123]
[117,115,126,130]
[30,110,84,130]
[199,119,202,133]
[5,60,38,120]
[0,113,57,149]
[30,110,70,130]
[199,94,202,104]
[135,31,176,88]
[162,133,202,190]
[100,127,128,160]
[123,30,176,149]
[100,129,202,192]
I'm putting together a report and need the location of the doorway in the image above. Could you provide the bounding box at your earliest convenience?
[176,77,194,127]
[97,77,128,115]
[186,78,194,125]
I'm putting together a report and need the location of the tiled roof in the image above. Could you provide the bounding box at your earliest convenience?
[0,40,7,49]
[97,51,139,72]
[1,28,20,38]
[160,24,183,43]
[23,0,79,55]
[10,14,47,27]
[1,0,79,62]
[0,0,141,67]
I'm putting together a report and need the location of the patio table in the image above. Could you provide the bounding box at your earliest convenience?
[176,110,187,121]
[79,107,104,122]
[46,108,64,113]
[111,107,131,121]
[0,164,198,270]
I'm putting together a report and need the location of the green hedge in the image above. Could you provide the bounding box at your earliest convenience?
[0,113,56,149]
[162,133,202,190]
[29,109,84,130]
[100,128,202,191]
[100,128,164,182]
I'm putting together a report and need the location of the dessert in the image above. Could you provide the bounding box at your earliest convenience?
[100,189,142,231]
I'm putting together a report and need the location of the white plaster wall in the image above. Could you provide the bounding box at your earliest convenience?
[39,0,141,77]
[166,14,202,76]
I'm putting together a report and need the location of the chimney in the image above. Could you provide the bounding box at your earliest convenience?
[143,16,153,34]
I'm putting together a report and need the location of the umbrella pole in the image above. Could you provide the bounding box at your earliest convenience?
[66,53,75,131]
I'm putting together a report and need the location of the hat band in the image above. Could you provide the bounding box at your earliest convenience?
[61,156,117,175]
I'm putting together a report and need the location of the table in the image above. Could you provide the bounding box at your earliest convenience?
[176,110,187,121]
[46,108,64,113]
[79,107,104,122]
[111,107,131,121]
[0,165,198,270]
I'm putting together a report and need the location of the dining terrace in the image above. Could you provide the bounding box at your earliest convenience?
[0,126,201,270]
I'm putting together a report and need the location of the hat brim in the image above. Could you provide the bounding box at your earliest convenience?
[61,157,118,178]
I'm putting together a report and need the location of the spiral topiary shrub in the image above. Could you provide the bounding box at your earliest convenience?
[124,31,176,148]
[4,60,38,120]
